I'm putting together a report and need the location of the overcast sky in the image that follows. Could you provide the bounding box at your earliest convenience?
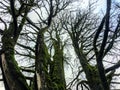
[1,0,120,90]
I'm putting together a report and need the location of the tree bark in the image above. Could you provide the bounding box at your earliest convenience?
[35,32,49,90]
[49,38,66,90]
[1,34,30,90]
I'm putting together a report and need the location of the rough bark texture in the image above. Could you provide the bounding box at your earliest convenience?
[1,33,30,90]
[35,31,50,90]
[49,38,66,90]
[0,6,30,89]
[66,29,104,90]
[73,42,104,90]
[35,30,66,90]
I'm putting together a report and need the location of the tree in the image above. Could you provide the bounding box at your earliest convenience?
[25,0,71,89]
[0,0,34,90]
[62,0,120,90]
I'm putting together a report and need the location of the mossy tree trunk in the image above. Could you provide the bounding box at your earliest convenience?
[0,22,30,90]
[1,35,30,90]
[71,38,104,90]
[49,35,66,90]
[0,1,33,89]
[35,27,66,90]
[35,31,50,90]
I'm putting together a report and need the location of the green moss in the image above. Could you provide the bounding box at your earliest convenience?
[5,50,30,89]
[2,36,30,90]
[83,64,104,89]
[49,39,66,90]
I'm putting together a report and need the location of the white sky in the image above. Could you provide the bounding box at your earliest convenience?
[1,0,120,90]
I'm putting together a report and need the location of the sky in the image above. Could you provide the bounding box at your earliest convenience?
[0,0,120,90]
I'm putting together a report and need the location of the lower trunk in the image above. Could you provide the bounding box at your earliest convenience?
[1,37,30,90]
[50,56,66,90]
[73,43,104,90]
[97,60,110,90]
[0,54,10,90]
[35,32,49,90]
[49,40,66,90]
[82,65,103,90]
[1,53,30,90]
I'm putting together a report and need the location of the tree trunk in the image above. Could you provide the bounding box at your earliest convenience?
[49,39,66,90]
[35,32,49,90]
[72,40,104,90]
[1,34,30,90]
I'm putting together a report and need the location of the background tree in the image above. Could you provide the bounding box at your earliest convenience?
[62,0,120,90]
[0,0,35,90]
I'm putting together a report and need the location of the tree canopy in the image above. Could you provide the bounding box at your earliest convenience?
[0,0,120,90]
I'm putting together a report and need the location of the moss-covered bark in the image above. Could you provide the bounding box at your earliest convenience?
[71,37,104,90]
[35,32,50,90]
[35,30,66,90]
[48,37,66,90]
[0,5,31,89]
[1,34,30,90]
[52,49,66,89]
[85,65,103,90]
[76,50,103,90]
